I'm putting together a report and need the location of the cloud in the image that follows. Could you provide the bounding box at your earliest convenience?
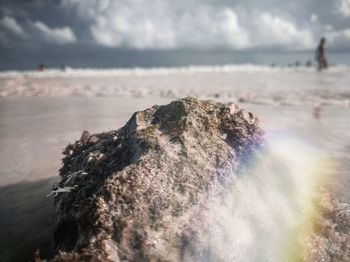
[62,0,319,50]
[176,7,250,49]
[329,28,350,40]
[325,24,334,31]
[31,21,77,44]
[1,0,349,52]
[0,14,77,46]
[310,13,318,23]
[337,0,350,17]
[323,26,350,50]
[254,13,314,49]
[89,9,177,49]
[67,0,249,49]
[0,16,26,37]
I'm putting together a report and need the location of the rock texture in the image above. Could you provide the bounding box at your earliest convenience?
[305,194,350,262]
[50,97,263,261]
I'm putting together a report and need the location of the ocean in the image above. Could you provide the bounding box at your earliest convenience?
[1,48,350,70]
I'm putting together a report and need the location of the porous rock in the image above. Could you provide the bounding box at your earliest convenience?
[305,194,350,262]
[50,97,263,261]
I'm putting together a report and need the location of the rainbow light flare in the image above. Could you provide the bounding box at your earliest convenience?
[203,130,338,261]
[264,131,337,262]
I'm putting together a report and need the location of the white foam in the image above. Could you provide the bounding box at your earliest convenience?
[0,64,349,78]
[1,64,349,108]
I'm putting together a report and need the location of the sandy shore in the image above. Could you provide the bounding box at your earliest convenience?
[0,68,349,261]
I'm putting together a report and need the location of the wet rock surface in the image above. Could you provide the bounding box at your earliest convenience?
[49,97,263,261]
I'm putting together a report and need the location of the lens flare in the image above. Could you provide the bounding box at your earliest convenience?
[202,131,337,261]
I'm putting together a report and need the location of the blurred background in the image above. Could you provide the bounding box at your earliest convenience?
[0,0,350,69]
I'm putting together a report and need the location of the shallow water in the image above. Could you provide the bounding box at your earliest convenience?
[0,67,349,261]
[1,66,350,107]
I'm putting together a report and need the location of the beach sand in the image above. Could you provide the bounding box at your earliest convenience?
[0,66,349,261]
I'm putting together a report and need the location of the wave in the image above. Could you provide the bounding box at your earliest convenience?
[1,64,350,109]
[1,64,350,78]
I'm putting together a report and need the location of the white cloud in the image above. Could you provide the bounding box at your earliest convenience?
[310,13,318,23]
[337,0,350,17]
[61,0,319,50]
[324,27,350,50]
[90,10,176,49]
[255,13,314,49]
[1,0,348,52]
[174,6,249,49]
[0,17,77,46]
[177,7,250,49]
[32,21,77,44]
[325,24,334,31]
[62,0,250,49]
[329,28,350,40]
[0,16,26,37]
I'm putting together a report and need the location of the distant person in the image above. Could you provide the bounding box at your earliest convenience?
[315,37,328,71]
[38,63,45,72]
[306,60,313,67]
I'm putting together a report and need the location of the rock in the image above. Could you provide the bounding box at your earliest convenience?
[45,97,349,262]
[49,97,264,261]
[304,194,350,262]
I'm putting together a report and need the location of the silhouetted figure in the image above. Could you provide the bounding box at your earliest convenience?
[315,37,328,71]
[38,63,45,72]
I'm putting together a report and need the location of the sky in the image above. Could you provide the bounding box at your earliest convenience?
[0,0,349,69]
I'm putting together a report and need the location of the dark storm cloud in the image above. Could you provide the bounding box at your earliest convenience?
[0,1,77,47]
